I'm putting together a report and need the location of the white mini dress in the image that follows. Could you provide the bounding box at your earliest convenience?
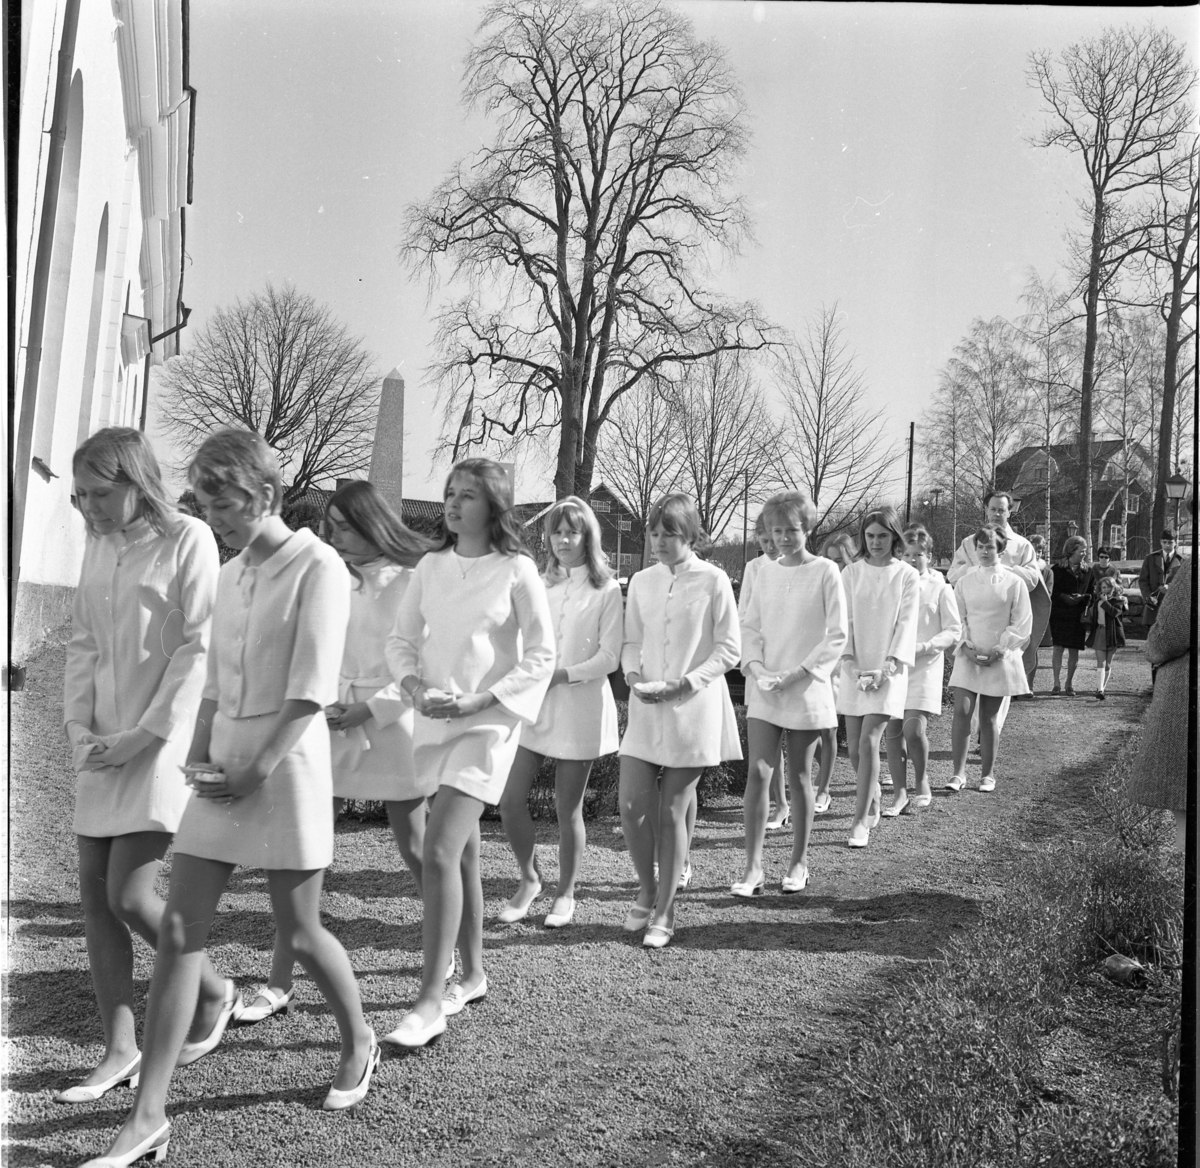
[520,566,622,760]
[619,557,742,768]
[904,573,962,715]
[172,529,350,871]
[64,515,218,837]
[386,549,555,805]
[835,558,921,720]
[948,565,1033,698]
[741,557,846,730]
[331,558,436,802]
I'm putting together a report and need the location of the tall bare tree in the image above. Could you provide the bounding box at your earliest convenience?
[771,306,897,537]
[158,284,380,502]
[404,0,774,498]
[1015,271,1081,532]
[944,317,1031,498]
[675,350,779,540]
[920,370,973,554]
[593,375,684,544]
[1029,24,1196,550]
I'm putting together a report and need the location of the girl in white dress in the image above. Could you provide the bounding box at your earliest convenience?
[381,459,554,1049]
[238,480,436,1025]
[737,491,846,895]
[498,497,622,928]
[57,428,227,1108]
[739,512,789,831]
[813,533,858,812]
[946,525,1033,794]
[619,494,742,949]
[84,432,378,1167]
[881,526,961,816]
[835,508,920,849]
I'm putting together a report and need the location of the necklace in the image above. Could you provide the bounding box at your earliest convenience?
[454,551,487,580]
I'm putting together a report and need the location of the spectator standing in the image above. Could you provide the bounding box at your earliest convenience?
[1138,530,1183,630]
[1084,575,1127,700]
[1048,535,1092,696]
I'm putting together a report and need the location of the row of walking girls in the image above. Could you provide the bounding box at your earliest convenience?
[61,426,1032,1166]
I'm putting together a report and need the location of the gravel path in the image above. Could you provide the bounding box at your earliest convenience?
[7,629,1152,1167]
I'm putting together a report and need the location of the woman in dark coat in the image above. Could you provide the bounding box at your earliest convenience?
[1083,575,1126,699]
[1049,535,1093,695]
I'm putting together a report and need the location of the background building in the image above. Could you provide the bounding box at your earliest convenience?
[11,0,194,663]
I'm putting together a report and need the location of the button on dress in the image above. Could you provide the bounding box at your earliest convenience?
[619,557,742,768]
[172,529,351,870]
[64,514,219,837]
[520,565,622,760]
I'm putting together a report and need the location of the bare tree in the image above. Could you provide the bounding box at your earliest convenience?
[919,370,973,554]
[676,350,779,540]
[944,317,1031,498]
[1015,271,1081,532]
[1029,24,1196,550]
[593,375,684,544]
[159,284,380,502]
[771,306,897,538]
[404,0,775,498]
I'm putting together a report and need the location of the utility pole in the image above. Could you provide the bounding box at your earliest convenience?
[905,422,915,523]
[742,468,750,575]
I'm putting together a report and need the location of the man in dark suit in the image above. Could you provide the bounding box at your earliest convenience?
[1138,530,1183,629]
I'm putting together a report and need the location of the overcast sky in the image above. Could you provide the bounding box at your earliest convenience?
[150,1,1197,509]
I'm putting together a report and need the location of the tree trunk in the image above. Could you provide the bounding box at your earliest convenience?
[1152,266,1185,537]
[555,362,582,498]
[1078,190,1104,553]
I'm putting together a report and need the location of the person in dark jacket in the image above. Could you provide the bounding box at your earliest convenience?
[1048,535,1092,695]
[1084,575,1126,700]
[1138,530,1182,629]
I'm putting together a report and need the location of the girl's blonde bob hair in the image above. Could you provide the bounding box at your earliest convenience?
[763,490,817,534]
[541,496,614,589]
[187,429,283,517]
[647,493,708,551]
[73,427,180,537]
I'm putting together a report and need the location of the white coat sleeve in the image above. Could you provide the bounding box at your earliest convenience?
[487,559,555,722]
[1005,539,1042,592]
[287,556,350,707]
[886,567,920,667]
[799,562,847,681]
[922,583,962,655]
[137,523,219,741]
[63,542,100,732]
[683,573,741,693]
[385,564,425,685]
[997,578,1034,654]
[740,572,765,672]
[621,576,646,679]
[947,538,975,585]
[564,583,623,684]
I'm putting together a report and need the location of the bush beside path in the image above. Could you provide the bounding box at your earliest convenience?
[6,632,1174,1167]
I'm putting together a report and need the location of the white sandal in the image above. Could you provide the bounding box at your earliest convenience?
[232,985,294,1026]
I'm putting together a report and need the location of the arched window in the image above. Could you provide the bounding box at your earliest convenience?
[76,204,109,447]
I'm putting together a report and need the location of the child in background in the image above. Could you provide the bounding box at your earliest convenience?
[882,526,961,815]
[835,508,920,848]
[811,531,857,812]
[947,525,1033,793]
[1085,575,1127,700]
[498,497,622,928]
[738,491,846,894]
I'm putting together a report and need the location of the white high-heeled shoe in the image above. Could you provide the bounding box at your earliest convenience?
[177,979,241,1066]
[544,898,575,928]
[77,1120,170,1167]
[54,1052,141,1104]
[497,881,542,924]
[380,1008,446,1050]
[322,1032,380,1111]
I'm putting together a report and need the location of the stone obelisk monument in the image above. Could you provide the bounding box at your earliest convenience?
[369,368,405,512]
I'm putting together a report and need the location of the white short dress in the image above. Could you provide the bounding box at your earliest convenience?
[64,515,219,837]
[904,573,962,716]
[330,558,436,802]
[741,557,846,730]
[836,559,921,720]
[948,565,1033,698]
[619,557,742,768]
[172,529,350,871]
[386,549,555,805]
[521,566,622,760]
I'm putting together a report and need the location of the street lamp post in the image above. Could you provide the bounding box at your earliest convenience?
[1166,471,1188,533]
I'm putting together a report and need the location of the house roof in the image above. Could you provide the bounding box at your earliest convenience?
[998,440,1154,492]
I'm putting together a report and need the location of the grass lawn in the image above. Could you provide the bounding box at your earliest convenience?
[7,630,1177,1166]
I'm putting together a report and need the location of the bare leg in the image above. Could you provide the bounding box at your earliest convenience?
[409,787,485,1024]
[552,759,592,909]
[767,741,789,823]
[741,719,782,886]
[903,712,931,801]
[950,688,977,780]
[385,796,428,895]
[268,868,373,1090]
[883,718,908,812]
[651,767,703,930]
[814,726,837,800]
[1052,644,1064,687]
[101,853,233,1158]
[784,730,820,880]
[456,822,485,990]
[977,694,1004,781]
[497,746,545,909]
[619,756,660,911]
[849,714,888,832]
[683,787,697,867]
[1065,647,1079,690]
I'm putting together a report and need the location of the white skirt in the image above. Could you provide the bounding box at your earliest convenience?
[745,670,838,730]
[173,710,334,870]
[73,733,192,838]
[520,676,619,759]
[412,706,524,805]
[835,660,910,720]
[619,676,742,768]
[331,683,438,802]
[948,646,1030,697]
[903,652,946,716]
